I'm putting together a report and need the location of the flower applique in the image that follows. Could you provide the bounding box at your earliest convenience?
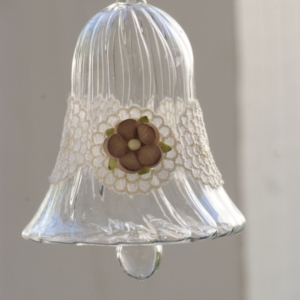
[91,105,179,194]
[103,116,172,175]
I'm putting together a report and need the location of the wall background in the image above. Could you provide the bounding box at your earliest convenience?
[1,0,239,299]
[236,1,300,299]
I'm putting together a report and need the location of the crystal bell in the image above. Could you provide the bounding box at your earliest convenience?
[23,0,245,280]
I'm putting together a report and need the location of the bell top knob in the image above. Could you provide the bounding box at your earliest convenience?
[116,0,147,3]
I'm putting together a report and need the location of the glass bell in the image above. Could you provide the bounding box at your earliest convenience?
[22,0,245,280]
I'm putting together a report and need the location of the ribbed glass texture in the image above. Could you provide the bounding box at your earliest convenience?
[22,1,245,245]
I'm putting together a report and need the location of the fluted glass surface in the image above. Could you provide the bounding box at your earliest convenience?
[23,1,245,246]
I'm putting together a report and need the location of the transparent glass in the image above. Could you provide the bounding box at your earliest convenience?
[22,0,245,278]
[117,244,162,280]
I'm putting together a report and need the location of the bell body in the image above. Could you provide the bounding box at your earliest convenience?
[23,0,245,246]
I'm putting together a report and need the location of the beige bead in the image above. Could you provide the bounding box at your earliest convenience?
[128,139,141,151]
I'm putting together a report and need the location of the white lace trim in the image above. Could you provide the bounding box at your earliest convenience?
[50,98,90,183]
[146,97,185,131]
[50,96,223,193]
[177,99,224,188]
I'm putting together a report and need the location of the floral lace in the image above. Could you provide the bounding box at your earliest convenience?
[90,105,178,194]
[50,96,223,193]
[177,100,224,188]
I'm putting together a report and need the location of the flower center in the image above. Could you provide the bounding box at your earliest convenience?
[128,139,141,151]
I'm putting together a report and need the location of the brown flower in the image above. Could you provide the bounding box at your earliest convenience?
[103,116,172,175]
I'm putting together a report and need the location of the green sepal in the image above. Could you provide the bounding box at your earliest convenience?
[138,167,150,175]
[108,158,117,170]
[158,141,172,153]
[138,116,150,124]
[106,128,115,136]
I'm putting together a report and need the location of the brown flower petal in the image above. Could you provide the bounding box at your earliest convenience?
[137,145,162,167]
[118,151,142,173]
[116,119,138,141]
[103,134,129,158]
[137,124,160,145]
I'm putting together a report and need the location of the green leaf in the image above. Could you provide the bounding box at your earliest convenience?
[158,141,172,153]
[108,158,117,170]
[138,116,150,124]
[138,167,150,175]
[106,128,115,136]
